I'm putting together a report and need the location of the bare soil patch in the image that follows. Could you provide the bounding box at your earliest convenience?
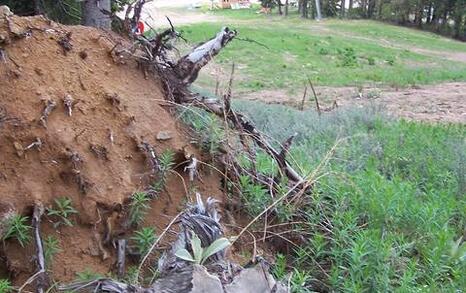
[240,83,466,123]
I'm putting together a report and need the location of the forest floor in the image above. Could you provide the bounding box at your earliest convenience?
[147,5,466,123]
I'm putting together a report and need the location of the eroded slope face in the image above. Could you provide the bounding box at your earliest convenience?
[0,14,222,282]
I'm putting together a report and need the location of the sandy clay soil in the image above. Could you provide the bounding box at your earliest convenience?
[241,82,466,124]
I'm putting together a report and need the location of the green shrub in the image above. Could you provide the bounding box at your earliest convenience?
[75,268,104,281]
[44,235,61,265]
[175,232,231,265]
[131,227,157,256]
[47,197,78,228]
[129,192,150,226]
[338,47,358,67]
[1,214,31,247]
[0,279,12,293]
[231,100,466,291]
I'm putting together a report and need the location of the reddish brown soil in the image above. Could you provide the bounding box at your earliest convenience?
[0,14,224,283]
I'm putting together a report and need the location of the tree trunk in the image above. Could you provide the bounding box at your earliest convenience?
[361,0,367,17]
[285,0,289,16]
[426,1,433,23]
[82,0,112,29]
[414,0,425,28]
[315,0,322,20]
[34,0,45,15]
[277,0,283,15]
[348,0,353,16]
[340,0,346,17]
[301,0,309,18]
[367,0,376,18]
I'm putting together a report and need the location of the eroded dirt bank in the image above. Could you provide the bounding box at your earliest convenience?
[0,14,223,282]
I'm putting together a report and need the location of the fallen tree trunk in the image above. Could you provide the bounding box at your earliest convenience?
[154,27,304,184]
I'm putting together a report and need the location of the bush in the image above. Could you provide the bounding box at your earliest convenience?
[1,214,31,247]
[231,100,466,291]
[338,47,358,67]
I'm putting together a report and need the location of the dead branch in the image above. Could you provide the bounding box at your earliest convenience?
[25,137,42,151]
[307,76,321,115]
[63,94,73,116]
[32,203,49,293]
[184,156,198,182]
[300,86,307,111]
[39,99,56,128]
[57,32,73,55]
[138,141,160,175]
[67,150,91,194]
[116,239,126,279]
[174,27,237,85]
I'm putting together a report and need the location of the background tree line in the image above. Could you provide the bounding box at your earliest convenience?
[1,0,464,41]
[262,0,466,41]
[0,0,129,29]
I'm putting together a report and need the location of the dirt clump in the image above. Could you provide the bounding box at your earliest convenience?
[0,14,223,283]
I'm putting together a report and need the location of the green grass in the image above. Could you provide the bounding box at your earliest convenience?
[176,10,466,92]
[178,90,466,291]
[231,100,466,292]
[326,20,466,53]
[0,279,12,293]
[1,214,31,247]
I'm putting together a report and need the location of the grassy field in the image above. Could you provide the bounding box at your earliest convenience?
[181,101,466,292]
[175,8,466,93]
[174,8,466,292]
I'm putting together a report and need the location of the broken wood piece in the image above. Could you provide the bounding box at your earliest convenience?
[25,137,42,151]
[39,99,56,128]
[174,27,237,85]
[184,156,198,182]
[300,86,307,111]
[138,142,160,174]
[63,94,73,116]
[57,32,73,55]
[32,203,49,293]
[306,77,320,115]
[108,128,114,144]
[89,144,109,160]
[116,239,127,279]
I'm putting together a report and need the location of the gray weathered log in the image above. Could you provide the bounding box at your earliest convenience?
[174,27,237,85]
[32,203,48,293]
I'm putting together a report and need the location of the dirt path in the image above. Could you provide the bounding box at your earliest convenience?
[240,83,466,123]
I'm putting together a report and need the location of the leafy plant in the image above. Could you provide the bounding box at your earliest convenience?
[1,214,31,247]
[123,266,139,284]
[128,192,150,226]
[318,47,329,55]
[75,268,104,281]
[367,56,375,65]
[44,235,61,265]
[131,227,157,255]
[175,232,231,265]
[148,149,175,197]
[239,175,269,216]
[272,253,287,279]
[159,149,175,173]
[290,269,312,293]
[386,56,395,65]
[47,197,78,228]
[0,279,12,293]
[338,47,358,67]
